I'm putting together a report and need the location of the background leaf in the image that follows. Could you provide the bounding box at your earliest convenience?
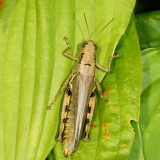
[129,11,160,160]
[140,48,160,160]
[129,48,160,160]
[135,11,160,49]
[128,121,144,160]
[0,0,141,160]
[134,0,159,14]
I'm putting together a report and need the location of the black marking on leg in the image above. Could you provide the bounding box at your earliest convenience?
[63,137,67,140]
[91,92,95,97]
[84,64,92,66]
[67,89,71,96]
[88,107,91,113]
[81,53,84,59]
[85,118,90,124]
[65,105,70,112]
[63,118,68,123]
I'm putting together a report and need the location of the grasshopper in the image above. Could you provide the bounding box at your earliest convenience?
[48,14,120,158]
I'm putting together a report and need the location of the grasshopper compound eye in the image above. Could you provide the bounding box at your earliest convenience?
[82,42,88,48]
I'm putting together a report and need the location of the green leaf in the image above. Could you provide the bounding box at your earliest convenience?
[129,48,160,160]
[129,11,160,160]
[128,121,144,160]
[0,0,140,160]
[135,11,160,49]
[140,48,160,160]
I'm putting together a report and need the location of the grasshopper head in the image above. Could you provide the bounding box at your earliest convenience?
[82,40,97,53]
[80,40,97,63]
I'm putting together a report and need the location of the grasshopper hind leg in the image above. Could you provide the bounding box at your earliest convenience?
[83,92,96,141]
[57,88,71,141]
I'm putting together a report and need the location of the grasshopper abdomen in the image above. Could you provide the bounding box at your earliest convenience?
[62,73,95,157]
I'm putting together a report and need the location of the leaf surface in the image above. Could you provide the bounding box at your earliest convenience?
[128,48,160,160]
[129,11,160,160]
[135,11,160,49]
[0,1,140,160]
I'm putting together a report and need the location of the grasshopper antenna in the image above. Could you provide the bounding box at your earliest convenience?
[83,13,90,40]
[94,18,114,40]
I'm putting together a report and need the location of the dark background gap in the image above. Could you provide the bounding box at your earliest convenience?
[134,0,160,14]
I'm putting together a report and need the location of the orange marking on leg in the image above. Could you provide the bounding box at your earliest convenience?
[121,146,126,149]
[103,89,112,96]
[90,125,96,128]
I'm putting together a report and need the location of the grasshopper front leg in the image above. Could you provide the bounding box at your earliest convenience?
[63,37,78,61]
[48,38,77,110]
[96,52,120,73]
